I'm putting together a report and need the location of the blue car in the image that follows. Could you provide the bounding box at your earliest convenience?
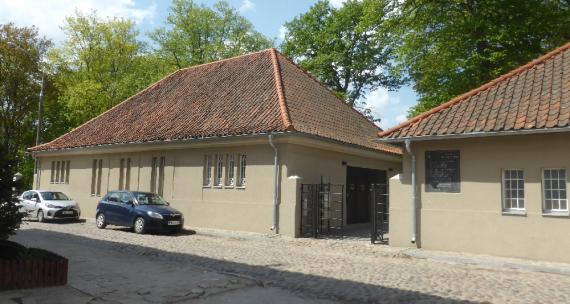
[95,191,184,234]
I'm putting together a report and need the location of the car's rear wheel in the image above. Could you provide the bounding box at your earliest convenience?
[134,217,146,234]
[37,210,45,223]
[96,213,107,229]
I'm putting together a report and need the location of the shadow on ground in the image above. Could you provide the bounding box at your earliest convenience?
[10,229,479,304]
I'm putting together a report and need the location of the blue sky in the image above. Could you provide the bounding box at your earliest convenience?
[0,0,417,128]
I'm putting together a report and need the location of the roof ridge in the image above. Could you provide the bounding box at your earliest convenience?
[178,48,274,73]
[378,41,570,138]
[270,48,294,131]
[30,68,185,151]
[274,50,383,132]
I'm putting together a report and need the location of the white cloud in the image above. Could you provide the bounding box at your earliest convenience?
[364,87,400,110]
[238,0,255,13]
[0,0,157,43]
[329,0,346,8]
[362,87,413,129]
[278,25,287,41]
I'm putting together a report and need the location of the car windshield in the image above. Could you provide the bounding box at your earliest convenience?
[134,192,167,205]
[40,192,70,201]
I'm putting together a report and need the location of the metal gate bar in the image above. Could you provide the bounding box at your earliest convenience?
[300,183,344,238]
[370,183,389,244]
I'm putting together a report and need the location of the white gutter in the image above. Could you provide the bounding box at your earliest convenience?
[268,134,280,233]
[380,126,570,143]
[404,139,417,244]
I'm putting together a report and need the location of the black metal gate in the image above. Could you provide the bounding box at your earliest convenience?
[370,183,389,243]
[300,183,344,238]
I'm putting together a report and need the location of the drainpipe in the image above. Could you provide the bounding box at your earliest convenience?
[404,139,417,244]
[268,134,280,234]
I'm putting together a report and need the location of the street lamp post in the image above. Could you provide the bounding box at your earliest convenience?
[34,73,44,189]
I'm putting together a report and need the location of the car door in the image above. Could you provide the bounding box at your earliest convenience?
[103,192,122,225]
[25,192,41,217]
[19,191,31,214]
[114,192,136,226]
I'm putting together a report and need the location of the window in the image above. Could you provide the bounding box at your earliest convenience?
[125,158,131,190]
[97,159,103,195]
[203,155,212,186]
[226,154,235,187]
[150,156,165,195]
[55,161,61,184]
[238,154,247,187]
[151,157,157,193]
[91,160,97,195]
[119,158,125,190]
[543,169,568,213]
[91,159,103,196]
[59,160,66,183]
[118,158,131,190]
[50,160,70,184]
[65,160,70,184]
[158,156,165,196]
[425,150,460,193]
[502,170,525,211]
[214,154,224,187]
[50,161,55,183]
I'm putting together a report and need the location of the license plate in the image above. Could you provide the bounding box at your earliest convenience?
[62,211,74,215]
[168,221,180,225]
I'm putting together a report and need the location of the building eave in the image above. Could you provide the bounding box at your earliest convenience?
[378,126,570,143]
[31,132,401,162]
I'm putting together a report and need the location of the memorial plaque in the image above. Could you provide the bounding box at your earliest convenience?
[425,150,460,193]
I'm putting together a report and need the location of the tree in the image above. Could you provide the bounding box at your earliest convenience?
[51,11,169,127]
[0,23,51,191]
[394,0,570,116]
[281,0,402,108]
[150,0,273,69]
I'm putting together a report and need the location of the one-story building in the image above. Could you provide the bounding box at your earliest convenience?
[380,42,570,263]
[29,48,401,237]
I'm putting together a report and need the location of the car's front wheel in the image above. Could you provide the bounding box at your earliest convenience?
[37,210,45,223]
[96,213,107,229]
[134,217,146,234]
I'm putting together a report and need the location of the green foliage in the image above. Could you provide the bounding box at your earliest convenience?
[0,145,23,240]
[51,11,170,128]
[394,0,570,116]
[150,0,274,69]
[0,23,52,190]
[281,0,403,107]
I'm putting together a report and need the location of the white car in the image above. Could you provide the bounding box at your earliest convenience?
[18,190,81,222]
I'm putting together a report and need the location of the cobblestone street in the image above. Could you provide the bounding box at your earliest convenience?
[4,221,570,303]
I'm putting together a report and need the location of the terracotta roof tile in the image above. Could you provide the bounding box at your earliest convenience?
[379,42,570,139]
[31,49,400,155]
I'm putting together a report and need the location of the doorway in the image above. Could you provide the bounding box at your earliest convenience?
[346,166,387,225]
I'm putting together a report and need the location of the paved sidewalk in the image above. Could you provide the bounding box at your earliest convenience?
[3,221,570,303]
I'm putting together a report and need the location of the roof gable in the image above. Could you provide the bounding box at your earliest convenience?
[379,42,570,140]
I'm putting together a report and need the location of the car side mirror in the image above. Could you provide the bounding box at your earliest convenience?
[31,197,37,202]
[166,202,170,206]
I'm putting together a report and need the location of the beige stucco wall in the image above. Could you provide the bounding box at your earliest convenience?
[280,142,401,237]
[390,132,570,263]
[34,136,401,237]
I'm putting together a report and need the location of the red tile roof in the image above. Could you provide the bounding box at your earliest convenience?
[30,49,400,155]
[379,42,570,140]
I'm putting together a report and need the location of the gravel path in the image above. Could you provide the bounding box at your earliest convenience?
[9,221,570,303]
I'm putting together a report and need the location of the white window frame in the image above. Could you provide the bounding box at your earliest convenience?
[542,168,569,215]
[214,154,224,187]
[501,169,525,213]
[226,154,235,187]
[203,155,212,187]
[237,154,246,187]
